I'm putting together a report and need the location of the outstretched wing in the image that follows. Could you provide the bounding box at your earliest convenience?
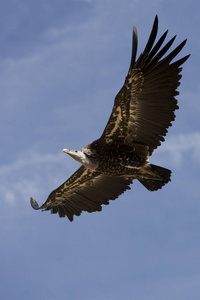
[30,166,134,221]
[100,15,189,156]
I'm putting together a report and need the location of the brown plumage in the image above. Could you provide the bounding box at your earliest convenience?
[30,16,189,221]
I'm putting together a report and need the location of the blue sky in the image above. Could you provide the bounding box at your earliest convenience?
[1,0,200,299]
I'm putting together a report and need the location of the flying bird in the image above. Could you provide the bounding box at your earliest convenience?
[30,16,189,221]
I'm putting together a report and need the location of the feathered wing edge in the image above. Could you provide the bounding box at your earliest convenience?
[100,15,190,155]
[129,26,138,70]
[129,15,158,69]
[131,15,190,69]
[129,16,190,154]
[30,166,134,221]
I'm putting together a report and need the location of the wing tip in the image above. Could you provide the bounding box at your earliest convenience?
[143,15,159,54]
[130,26,138,69]
[30,197,40,210]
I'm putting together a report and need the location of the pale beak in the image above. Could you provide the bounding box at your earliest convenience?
[62,149,81,163]
[63,148,70,154]
[63,149,75,158]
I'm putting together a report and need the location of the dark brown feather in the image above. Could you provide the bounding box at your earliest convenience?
[101,16,189,156]
[32,166,133,221]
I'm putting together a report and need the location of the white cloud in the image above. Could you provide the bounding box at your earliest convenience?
[0,151,76,205]
[164,132,200,151]
[154,132,200,167]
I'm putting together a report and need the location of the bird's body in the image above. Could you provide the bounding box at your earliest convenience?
[30,16,189,221]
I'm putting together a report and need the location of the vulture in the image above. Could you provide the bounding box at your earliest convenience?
[30,16,189,221]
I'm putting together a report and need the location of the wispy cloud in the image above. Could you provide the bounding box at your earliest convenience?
[0,151,76,205]
[154,132,200,168]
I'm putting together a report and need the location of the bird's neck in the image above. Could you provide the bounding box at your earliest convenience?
[81,152,99,170]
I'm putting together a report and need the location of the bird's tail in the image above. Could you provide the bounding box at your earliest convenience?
[138,164,171,191]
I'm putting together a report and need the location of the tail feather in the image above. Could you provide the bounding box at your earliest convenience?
[138,164,171,191]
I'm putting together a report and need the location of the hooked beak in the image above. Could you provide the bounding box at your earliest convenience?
[63,149,75,159]
[62,148,82,163]
[63,148,70,154]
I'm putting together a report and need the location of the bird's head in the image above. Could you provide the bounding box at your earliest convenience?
[63,149,84,164]
[63,148,99,169]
